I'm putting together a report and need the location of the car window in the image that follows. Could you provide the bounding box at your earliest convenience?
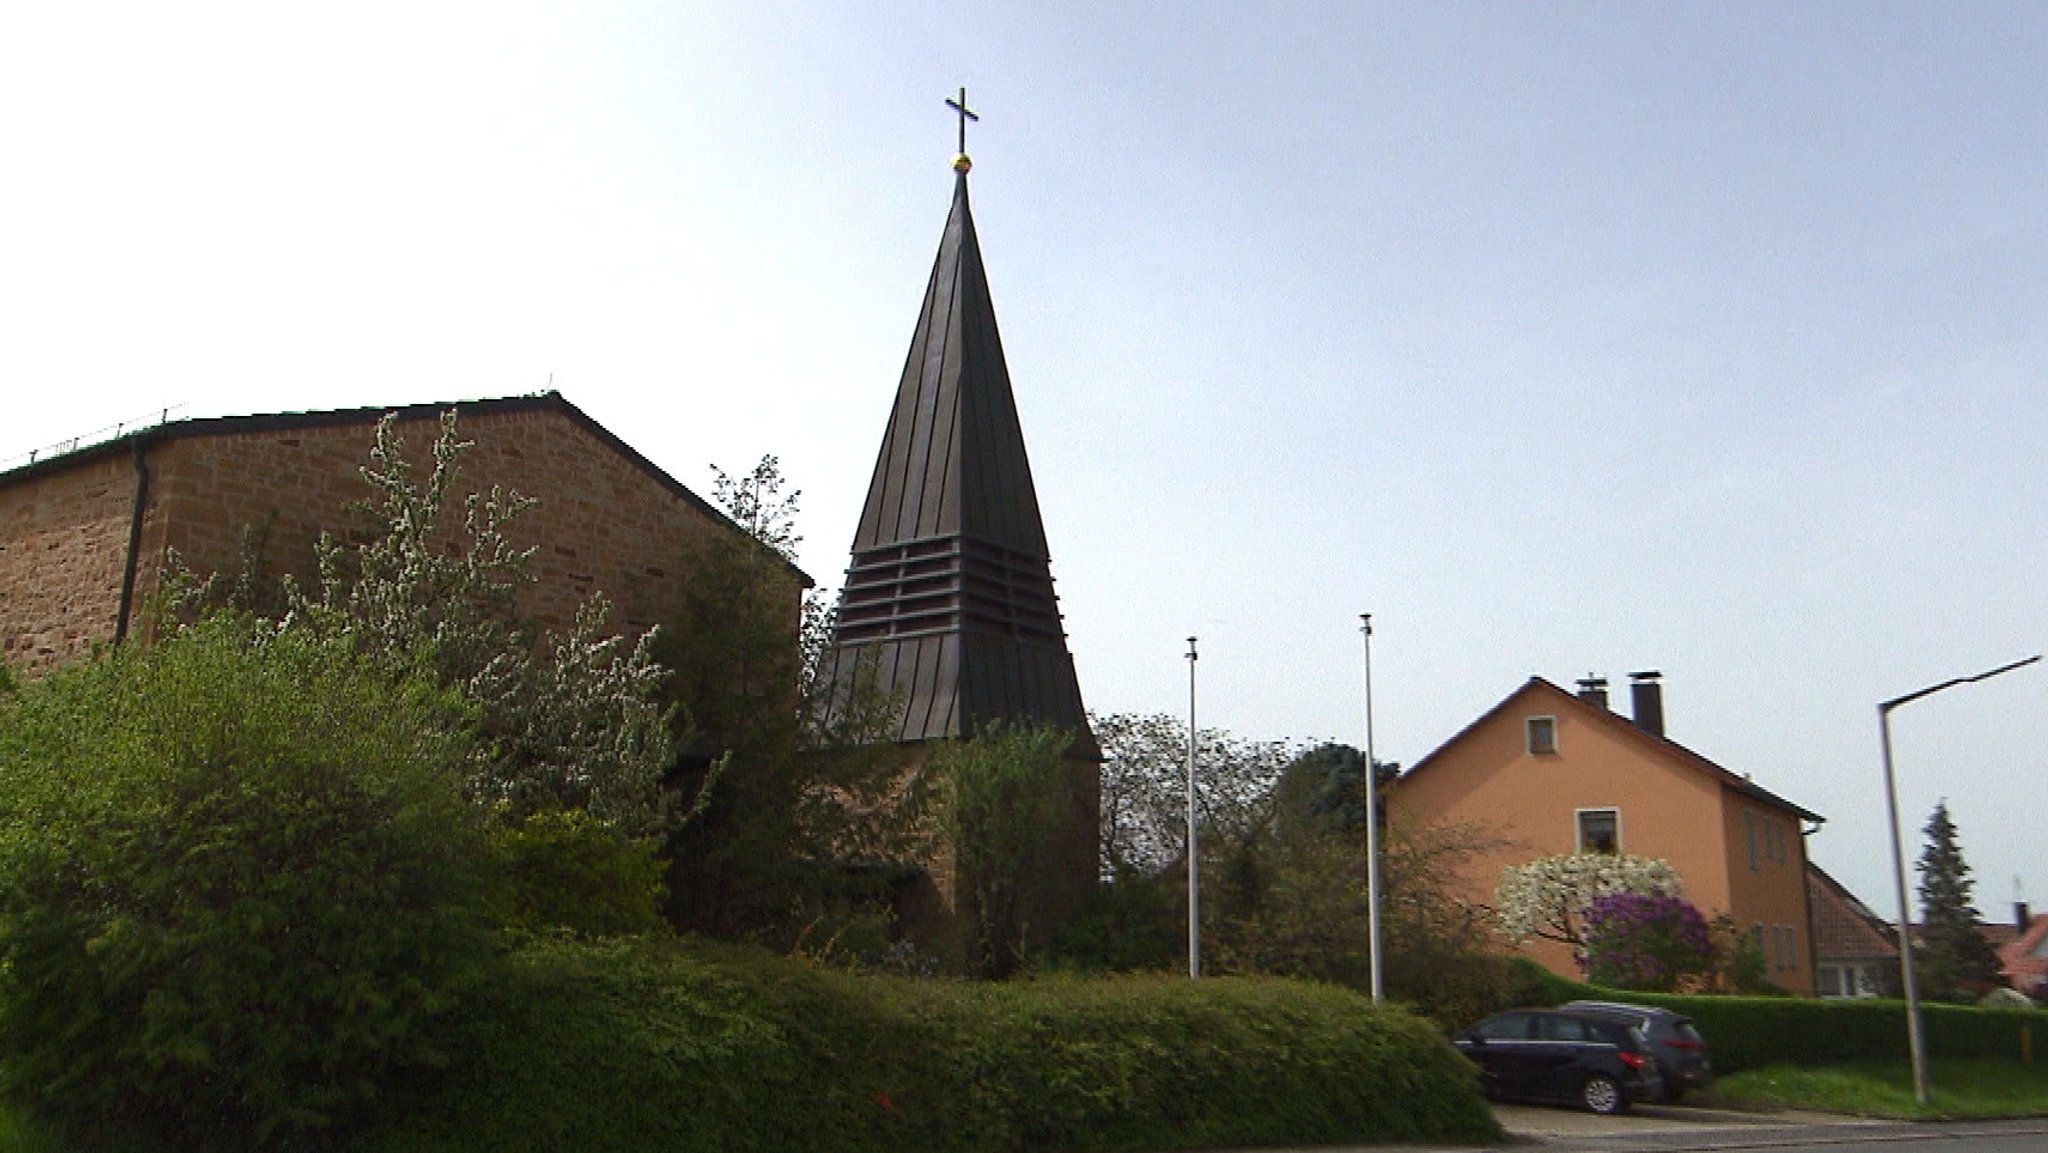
[1473,1013,1531,1041]
[1538,1015,1591,1042]
[1576,1003,1648,1028]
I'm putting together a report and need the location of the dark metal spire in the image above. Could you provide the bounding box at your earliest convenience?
[825,134,1094,755]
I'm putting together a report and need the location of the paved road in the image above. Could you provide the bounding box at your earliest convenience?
[1227,1103,2048,1153]
[1488,1102,2048,1151]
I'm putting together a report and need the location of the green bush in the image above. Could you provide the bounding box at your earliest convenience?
[0,619,502,1151]
[369,936,1500,1153]
[1387,950,1528,1031]
[1671,996,2044,1072]
[492,808,667,937]
[1047,874,1180,972]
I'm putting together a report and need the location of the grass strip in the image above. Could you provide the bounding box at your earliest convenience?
[1718,1059,2048,1119]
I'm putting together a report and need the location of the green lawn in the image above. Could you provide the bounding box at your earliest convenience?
[1718,1059,2048,1119]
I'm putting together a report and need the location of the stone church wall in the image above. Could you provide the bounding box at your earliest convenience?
[0,450,140,673]
[1,398,760,678]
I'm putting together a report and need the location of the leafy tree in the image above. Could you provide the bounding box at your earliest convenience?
[654,455,910,941]
[1707,912,1779,995]
[302,413,677,838]
[0,617,501,1151]
[708,454,804,565]
[1093,711,1297,878]
[1578,892,1715,992]
[1916,800,2003,1001]
[1494,853,1684,946]
[167,410,678,840]
[926,722,1080,978]
[492,807,667,938]
[1276,742,1400,830]
[1207,744,1393,975]
[1049,871,1182,971]
[1371,815,1521,1024]
[1199,744,1512,1022]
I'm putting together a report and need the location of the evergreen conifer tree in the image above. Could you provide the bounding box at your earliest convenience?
[1915,800,2003,1001]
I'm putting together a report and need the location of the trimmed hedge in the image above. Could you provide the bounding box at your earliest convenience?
[367,937,1501,1153]
[1511,963,2046,1073]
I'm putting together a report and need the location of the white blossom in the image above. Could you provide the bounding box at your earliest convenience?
[1494,852,1684,945]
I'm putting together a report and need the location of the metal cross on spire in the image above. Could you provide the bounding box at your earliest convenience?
[946,86,978,173]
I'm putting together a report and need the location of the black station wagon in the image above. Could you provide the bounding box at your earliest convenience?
[1453,1008,1665,1115]
[1562,999,1715,1102]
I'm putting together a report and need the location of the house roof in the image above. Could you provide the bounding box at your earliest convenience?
[849,170,1051,559]
[0,390,809,587]
[1807,861,1899,963]
[1999,913,2048,992]
[1398,676,1824,824]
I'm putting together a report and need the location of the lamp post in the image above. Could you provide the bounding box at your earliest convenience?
[1361,615,1384,1002]
[1186,636,1200,979]
[1879,654,2039,1105]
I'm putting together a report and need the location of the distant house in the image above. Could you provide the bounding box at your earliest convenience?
[1806,862,1898,999]
[1,392,787,677]
[1997,907,2048,1000]
[1386,672,1824,995]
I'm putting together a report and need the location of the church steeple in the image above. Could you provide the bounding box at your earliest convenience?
[826,104,1094,755]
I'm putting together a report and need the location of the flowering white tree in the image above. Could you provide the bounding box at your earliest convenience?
[1494,853,1684,945]
[283,411,677,837]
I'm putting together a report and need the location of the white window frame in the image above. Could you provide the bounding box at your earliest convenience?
[1575,807,1622,855]
[1817,964,1848,998]
[1526,715,1558,755]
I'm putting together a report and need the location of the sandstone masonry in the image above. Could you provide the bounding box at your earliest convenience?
[0,393,788,677]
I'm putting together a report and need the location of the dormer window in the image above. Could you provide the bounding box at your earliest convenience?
[1526,716,1558,755]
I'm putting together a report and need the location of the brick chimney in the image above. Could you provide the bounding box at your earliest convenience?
[1630,670,1665,738]
[1575,675,1610,710]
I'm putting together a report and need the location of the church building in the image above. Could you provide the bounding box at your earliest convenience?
[0,392,770,676]
[824,100,1102,939]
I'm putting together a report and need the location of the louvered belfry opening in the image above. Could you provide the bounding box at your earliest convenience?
[825,165,1095,757]
[837,538,1064,646]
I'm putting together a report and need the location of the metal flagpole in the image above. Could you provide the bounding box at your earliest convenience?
[1362,615,1384,1002]
[1186,636,1201,978]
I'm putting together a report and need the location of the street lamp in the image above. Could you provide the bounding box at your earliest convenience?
[1360,615,1384,1003]
[1878,653,2039,1105]
[1186,636,1200,979]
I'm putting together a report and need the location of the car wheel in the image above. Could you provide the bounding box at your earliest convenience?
[1581,1074,1625,1116]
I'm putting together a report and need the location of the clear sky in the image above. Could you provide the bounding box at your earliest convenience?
[4,2,2043,926]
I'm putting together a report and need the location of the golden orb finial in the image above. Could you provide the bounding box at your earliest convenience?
[946,89,978,175]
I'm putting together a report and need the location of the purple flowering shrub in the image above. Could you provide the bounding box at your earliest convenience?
[1577,892,1714,992]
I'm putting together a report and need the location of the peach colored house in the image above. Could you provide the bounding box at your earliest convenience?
[1387,673,1824,995]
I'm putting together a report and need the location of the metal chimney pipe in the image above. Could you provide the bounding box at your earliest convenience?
[1575,675,1610,709]
[1630,670,1665,737]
